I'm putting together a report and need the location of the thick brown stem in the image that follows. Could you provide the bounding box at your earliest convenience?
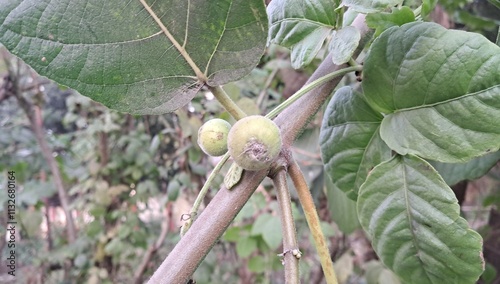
[148,14,370,284]
[148,169,268,283]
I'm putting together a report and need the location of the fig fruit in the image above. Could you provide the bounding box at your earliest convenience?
[227,115,282,171]
[198,118,231,157]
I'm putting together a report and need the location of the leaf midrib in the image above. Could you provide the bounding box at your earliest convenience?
[139,0,207,82]
[392,84,500,113]
[402,157,432,282]
[204,0,232,76]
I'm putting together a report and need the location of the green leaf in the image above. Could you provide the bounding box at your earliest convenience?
[487,0,500,9]
[329,26,361,65]
[340,0,404,13]
[236,236,258,258]
[429,151,500,185]
[365,260,402,284]
[0,0,268,114]
[248,256,267,273]
[251,213,282,250]
[20,209,43,238]
[481,262,498,284]
[422,0,438,18]
[326,175,361,234]
[333,251,354,283]
[365,7,415,37]
[224,163,243,190]
[363,22,500,163]
[18,180,57,206]
[357,155,484,284]
[267,0,337,68]
[320,86,391,199]
[223,226,241,242]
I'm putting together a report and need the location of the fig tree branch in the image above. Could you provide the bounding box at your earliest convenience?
[148,169,268,283]
[148,14,370,284]
[180,153,230,236]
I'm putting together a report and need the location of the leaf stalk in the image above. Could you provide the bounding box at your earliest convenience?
[207,85,247,120]
[266,65,362,120]
[288,157,338,284]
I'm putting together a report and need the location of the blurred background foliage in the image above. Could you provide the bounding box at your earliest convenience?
[0,0,499,283]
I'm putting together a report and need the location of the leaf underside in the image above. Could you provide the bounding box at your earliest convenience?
[267,0,337,68]
[329,26,361,65]
[363,22,500,163]
[357,155,484,284]
[0,0,268,114]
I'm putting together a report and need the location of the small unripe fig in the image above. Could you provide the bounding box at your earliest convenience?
[198,118,231,157]
[227,115,282,171]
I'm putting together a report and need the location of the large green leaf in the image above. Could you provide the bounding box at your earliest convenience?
[363,22,500,163]
[267,0,337,69]
[357,155,484,284]
[320,86,391,199]
[0,0,268,114]
[429,151,500,185]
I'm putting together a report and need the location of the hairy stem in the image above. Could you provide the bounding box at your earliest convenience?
[348,57,360,67]
[288,157,337,284]
[272,168,300,283]
[207,85,247,120]
[266,65,362,120]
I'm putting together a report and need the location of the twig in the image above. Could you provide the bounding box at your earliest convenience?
[256,68,279,111]
[288,157,337,284]
[2,51,77,243]
[265,66,362,120]
[133,207,170,284]
[272,167,300,283]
